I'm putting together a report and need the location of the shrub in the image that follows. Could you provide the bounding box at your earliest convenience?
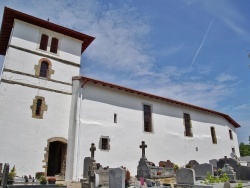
[35,172,45,180]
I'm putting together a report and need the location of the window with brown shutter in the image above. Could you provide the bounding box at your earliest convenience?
[39,34,49,51]
[184,113,192,137]
[50,37,58,53]
[144,104,152,132]
[210,127,217,144]
[229,129,233,140]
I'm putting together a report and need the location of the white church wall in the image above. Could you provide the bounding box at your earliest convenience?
[4,47,79,84]
[76,83,240,177]
[10,20,82,64]
[0,82,71,176]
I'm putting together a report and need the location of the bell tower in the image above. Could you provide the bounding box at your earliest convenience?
[0,7,94,178]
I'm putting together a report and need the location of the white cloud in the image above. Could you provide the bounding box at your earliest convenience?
[216,73,237,83]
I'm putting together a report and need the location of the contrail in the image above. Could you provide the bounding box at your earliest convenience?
[187,20,213,77]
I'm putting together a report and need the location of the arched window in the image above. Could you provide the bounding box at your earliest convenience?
[50,37,59,54]
[39,34,49,51]
[30,96,47,119]
[35,99,42,116]
[39,61,49,78]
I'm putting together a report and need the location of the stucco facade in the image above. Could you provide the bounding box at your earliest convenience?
[0,7,240,181]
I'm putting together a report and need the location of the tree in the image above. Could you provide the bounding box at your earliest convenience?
[239,143,250,156]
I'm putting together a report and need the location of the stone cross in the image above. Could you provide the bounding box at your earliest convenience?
[139,141,147,159]
[90,143,96,161]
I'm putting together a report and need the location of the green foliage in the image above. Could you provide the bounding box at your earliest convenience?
[39,176,47,184]
[185,164,191,168]
[8,166,16,181]
[235,182,243,188]
[174,164,179,170]
[239,143,250,156]
[35,172,45,180]
[202,172,229,184]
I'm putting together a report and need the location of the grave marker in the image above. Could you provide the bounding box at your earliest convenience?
[176,168,195,185]
[193,163,213,180]
[139,141,147,159]
[0,163,9,188]
[109,167,125,188]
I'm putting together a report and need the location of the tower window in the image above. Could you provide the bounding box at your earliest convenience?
[184,113,192,137]
[143,104,152,132]
[39,61,49,78]
[50,37,59,53]
[35,99,42,116]
[34,58,54,80]
[30,96,48,119]
[210,127,217,144]
[39,34,49,51]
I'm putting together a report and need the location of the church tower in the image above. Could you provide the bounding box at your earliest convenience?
[0,7,94,179]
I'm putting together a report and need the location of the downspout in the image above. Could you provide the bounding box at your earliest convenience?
[73,79,89,181]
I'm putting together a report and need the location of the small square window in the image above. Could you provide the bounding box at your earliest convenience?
[99,136,110,151]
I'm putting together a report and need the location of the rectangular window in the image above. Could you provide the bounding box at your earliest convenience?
[39,34,49,51]
[210,127,217,144]
[114,113,117,123]
[101,138,108,150]
[99,136,110,151]
[143,104,152,132]
[50,37,59,53]
[232,148,235,153]
[229,129,233,140]
[184,113,192,137]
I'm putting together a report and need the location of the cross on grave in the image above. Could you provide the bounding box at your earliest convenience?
[90,143,96,161]
[139,141,147,159]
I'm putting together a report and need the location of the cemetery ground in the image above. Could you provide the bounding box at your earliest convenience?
[1,141,250,188]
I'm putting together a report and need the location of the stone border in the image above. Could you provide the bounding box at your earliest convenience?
[43,137,67,178]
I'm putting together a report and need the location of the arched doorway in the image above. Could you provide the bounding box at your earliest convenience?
[47,141,67,176]
[43,137,67,179]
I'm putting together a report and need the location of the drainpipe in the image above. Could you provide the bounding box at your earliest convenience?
[72,79,88,181]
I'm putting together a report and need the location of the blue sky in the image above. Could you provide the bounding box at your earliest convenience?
[0,0,249,144]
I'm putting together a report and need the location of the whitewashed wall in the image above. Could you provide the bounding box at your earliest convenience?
[0,83,71,176]
[0,19,82,177]
[77,83,240,178]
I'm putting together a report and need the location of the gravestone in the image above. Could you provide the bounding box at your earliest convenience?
[209,159,217,169]
[235,166,250,181]
[0,163,9,188]
[83,157,91,178]
[159,160,174,168]
[217,157,239,170]
[137,157,151,179]
[95,167,110,186]
[193,163,213,180]
[221,164,236,183]
[140,141,147,159]
[176,168,195,185]
[0,163,2,173]
[188,160,199,168]
[109,167,125,188]
[88,143,98,188]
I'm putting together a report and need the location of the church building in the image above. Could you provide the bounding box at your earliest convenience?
[0,7,240,181]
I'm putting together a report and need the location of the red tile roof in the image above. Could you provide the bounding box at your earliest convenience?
[0,7,95,55]
[73,76,240,128]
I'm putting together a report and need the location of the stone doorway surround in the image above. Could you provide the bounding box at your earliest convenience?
[43,137,67,180]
